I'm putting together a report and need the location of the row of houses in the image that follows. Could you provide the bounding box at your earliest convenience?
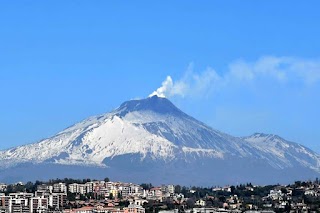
[35,182,175,201]
[67,181,143,198]
[0,192,147,213]
[64,204,145,213]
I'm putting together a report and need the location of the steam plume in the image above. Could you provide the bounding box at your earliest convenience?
[149,76,174,98]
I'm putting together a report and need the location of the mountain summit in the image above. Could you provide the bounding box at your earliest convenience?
[116,95,185,117]
[0,96,319,185]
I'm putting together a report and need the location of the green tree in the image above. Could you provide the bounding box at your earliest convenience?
[175,185,182,194]
[25,182,34,193]
[281,188,288,194]
[230,186,236,194]
[118,192,123,200]
[67,193,76,201]
[141,183,153,190]
[109,193,113,200]
[186,198,195,208]
[285,203,291,212]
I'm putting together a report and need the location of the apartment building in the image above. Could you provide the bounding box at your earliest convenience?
[53,183,67,193]
[10,198,29,213]
[30,197,48,213]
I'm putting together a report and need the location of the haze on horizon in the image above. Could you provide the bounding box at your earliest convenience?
[0,1,320,154]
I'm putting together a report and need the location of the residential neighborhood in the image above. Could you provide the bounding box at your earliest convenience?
[1,178,320,213]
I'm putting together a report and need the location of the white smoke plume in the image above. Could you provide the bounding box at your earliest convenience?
[149,76,173,98]
[149,56,320,99]
[148,64,220,98]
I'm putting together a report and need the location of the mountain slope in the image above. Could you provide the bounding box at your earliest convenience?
[0,96,319,185]
[242,133,320,171]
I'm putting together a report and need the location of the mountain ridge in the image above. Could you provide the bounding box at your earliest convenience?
[0,96,319,185]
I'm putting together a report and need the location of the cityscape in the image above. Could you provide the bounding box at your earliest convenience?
[1,178,320,213]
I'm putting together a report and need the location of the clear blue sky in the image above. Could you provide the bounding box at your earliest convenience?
[1,1,320,153]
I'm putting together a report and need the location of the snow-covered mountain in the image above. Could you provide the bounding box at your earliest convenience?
[0,96,319,185]
[242,133,320,172]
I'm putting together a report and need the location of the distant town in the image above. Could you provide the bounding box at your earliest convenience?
[1,178,320,213]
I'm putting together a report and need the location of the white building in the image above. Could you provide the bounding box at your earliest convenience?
[37,184,52,193]
[30,197,48,213]
[268,190,283,200]
[10,198,29,213]
[195,199,206,207]
[0,185,7,192]
[304,190,317,196]
[128,184,142,196]
[69,183,92,195]
[53,183,67,193]
[85,182,94,193]
[9,193,33,200]
[69,183,80,194]
[167,185,175,194]
[47,193,60,209]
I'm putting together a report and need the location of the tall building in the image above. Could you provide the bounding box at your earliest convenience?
[0,196,11,213]
[37,185,52,193]
[68,183,79,194]
[10,198,29,213]
[30,197,48,213]
[53,183,67,193]
[9,193,33,200]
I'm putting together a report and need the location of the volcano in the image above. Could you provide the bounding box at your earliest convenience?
[1,95,319,185]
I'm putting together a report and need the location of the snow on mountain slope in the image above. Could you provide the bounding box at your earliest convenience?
[114,96,261,157]
[0,112,178,168]
[242,133,320,171]
[0,95,320,184]
[0,96,228,168]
